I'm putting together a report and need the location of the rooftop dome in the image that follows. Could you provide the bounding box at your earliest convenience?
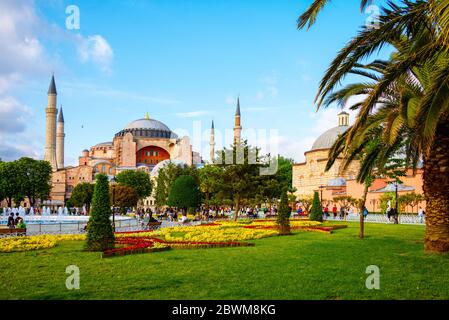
[311,125,349,151]
[310,112,350,151]
[115,116,178,139]
[150,159,187,178]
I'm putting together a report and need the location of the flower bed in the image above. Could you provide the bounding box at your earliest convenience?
[0,234,85,253]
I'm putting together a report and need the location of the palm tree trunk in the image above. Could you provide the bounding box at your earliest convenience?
[424,121,449,252]
[359,183,369,239]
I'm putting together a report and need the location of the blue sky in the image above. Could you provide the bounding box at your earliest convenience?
[0,0,388,165]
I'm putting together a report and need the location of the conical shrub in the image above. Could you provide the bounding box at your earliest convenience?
[277,190,291,235]
[309,191,323,222]
[85,173,114,251]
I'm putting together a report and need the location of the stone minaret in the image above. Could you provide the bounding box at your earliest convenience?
[210,120,215,163]
[233,97,242,145]
[338,111,350,126]
[44,75,58,171]
[56,106,65,169]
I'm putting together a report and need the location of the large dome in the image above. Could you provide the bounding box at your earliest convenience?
[311,125,349,151]
[115,118,178,139]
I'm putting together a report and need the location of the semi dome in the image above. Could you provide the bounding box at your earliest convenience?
[115,117,178,139]
[311,125,349,151]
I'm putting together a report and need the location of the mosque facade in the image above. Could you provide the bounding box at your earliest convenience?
[292,112,426,212]
[44,76,201,203]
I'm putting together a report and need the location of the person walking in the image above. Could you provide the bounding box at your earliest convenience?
[363,206,369,219]
[418,207,425,224]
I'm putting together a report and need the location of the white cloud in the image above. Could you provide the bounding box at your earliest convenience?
[0,0,49,87]
[76,35,114,74]
[0,97,40,161]
[0,97,32,133]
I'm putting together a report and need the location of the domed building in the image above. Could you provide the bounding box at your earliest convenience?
[47,76,200,202]
[292,112,361,197]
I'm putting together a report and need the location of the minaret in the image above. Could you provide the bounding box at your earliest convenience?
[56,106,65,169]
[44,75,58,171]
[233,97,242,145]
[338,111,350,126]
[210,120,215,163]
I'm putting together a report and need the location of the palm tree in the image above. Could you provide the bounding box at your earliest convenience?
[297,0,374,30]
[299,0,449,251]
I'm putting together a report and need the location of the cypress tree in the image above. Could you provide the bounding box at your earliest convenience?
[309,191,323,222]
[85,173,115,251]
[277,190,291,235]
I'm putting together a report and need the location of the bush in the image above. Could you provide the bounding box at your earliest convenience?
[309,191,323,222]
[168,175,199,212]
[85,174,114,251]
[277,190,291,235]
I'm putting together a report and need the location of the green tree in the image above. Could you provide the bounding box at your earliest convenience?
[15,158,52,207]
[85,173,114,251]
[69,182,94,213]
[110,185,139,213]
[299,0,449,251]
[298,194,314,214]
[198,165,223,210]
[115,170,152,199]
[216,141,262,221]
[153,162,198,208]
[167,175,200,212]
[0,161,23,207]
[277,190,291,235]
[309,191,323,222]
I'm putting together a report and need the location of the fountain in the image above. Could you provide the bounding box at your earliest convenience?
[58,206,63,216]
[64,207,69,216]
[46,207,51,216]
[82,205,87,215]
[29,207,34,216]
[19,206,26,216]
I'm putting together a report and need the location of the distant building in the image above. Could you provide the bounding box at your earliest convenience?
[44,76,200,203]
[292,112,425,213]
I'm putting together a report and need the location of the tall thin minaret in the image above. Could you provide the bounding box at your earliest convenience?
[210,120,215,163]
[56,105,65,169]
[233,97,242,145]
[44,75,58,171]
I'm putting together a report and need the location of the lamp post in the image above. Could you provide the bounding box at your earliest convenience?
[110,177,116,232]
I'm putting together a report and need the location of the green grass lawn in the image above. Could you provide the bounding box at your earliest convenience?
[1,222,448,300]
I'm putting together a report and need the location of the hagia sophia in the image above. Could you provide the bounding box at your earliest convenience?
[42,76,240,208]
[42,75,425,213]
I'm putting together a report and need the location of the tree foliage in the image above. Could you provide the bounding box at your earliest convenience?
[110,185,139,210]
[85,173,114,251]
[167,175,200,211]
[115,170,152,199]
[69,182,94,212]
[277,190,291,235]
[309,191,323,222]
[0,158,52,207]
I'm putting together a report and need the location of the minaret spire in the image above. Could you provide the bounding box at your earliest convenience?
[44,74,58,171]
[234,97,242,145]
[56,105,65,169]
